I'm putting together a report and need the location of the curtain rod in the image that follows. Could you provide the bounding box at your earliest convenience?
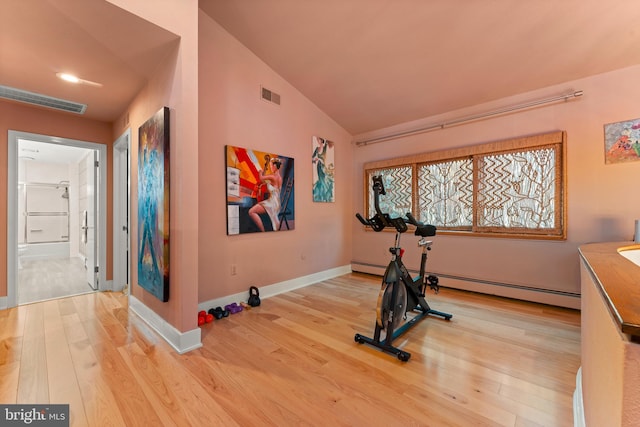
[354,90,584,147]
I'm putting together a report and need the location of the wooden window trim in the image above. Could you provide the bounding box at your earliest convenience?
[362,131,567,240]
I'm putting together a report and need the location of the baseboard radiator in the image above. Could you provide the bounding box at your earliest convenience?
[351,261,580,310]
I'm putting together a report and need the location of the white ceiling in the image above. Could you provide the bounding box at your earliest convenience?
[2,1,640,137]
[18,140,91,164]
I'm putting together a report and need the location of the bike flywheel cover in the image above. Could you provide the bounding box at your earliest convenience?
[376,282,407,330]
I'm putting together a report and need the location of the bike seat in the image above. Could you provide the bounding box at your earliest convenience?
[415,224,436,237]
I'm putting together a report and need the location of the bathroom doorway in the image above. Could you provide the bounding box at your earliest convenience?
[7,131,107,307]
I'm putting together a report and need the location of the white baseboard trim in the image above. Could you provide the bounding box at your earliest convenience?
[102,279,114,292]
[0,296,7,310]
[129,295,202,354]
[573,367,585,427]
[103,279,128,293]
[351,262,581,309]
[198,265,352,312]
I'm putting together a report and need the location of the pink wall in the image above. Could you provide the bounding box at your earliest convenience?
[110,0,199,333]
[352,65,640,299]
[197,11,353,302]
[7,1,639,342]
[0,100,113,297]
[107,1,353,336]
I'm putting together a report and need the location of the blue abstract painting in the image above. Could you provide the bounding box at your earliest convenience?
[138,107,170,302]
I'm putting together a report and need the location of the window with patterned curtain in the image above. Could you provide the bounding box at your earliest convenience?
[366,166,412,219]
[476,146,561,234]
[362,131,566,240]
[417,158,473,229]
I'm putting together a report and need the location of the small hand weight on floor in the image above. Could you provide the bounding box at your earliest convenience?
[248,286,261,307]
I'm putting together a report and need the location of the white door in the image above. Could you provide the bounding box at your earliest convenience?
[85,152,98,290]
[113,130,130,293]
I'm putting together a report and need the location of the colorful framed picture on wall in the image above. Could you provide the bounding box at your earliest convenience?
[604,117,640,164]
[138,107,170,302]
[225,145,295,234]
[312,136,335,202]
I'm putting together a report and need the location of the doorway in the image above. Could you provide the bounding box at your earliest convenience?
[7,131,107,307]
[113,129,131,294]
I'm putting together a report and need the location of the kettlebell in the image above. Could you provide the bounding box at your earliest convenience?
[248,286,261,307]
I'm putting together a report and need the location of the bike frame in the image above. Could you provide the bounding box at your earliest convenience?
[354,175,452,361]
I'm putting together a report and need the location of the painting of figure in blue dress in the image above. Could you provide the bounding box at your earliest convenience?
[138,107,170,302]
[225,145,295,234]
[312,136,335,202]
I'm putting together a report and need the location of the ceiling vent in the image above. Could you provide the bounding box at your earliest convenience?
[0,85,87,114]
[261,86,280,105]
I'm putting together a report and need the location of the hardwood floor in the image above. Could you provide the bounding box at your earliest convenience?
[0,273,581,426]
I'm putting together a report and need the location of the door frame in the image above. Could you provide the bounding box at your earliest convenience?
[7,130,108,308]
[113,129,131,293]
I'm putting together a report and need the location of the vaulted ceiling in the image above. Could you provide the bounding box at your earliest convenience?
[200,0,640,135]
[2,1,640,136]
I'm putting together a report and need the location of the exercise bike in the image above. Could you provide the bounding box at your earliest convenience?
[354,175,452,361]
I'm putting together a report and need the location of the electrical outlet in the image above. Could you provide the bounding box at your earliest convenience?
[231,264,237,276]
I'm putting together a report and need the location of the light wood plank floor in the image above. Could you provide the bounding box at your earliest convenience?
[0,273,581,426]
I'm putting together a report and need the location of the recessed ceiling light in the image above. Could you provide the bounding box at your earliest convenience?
[57,73,80,83]
[56,72,102,87]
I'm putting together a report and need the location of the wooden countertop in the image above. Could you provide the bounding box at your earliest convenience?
[579,242,640,338]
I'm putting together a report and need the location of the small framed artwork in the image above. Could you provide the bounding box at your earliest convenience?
[604,117,640,164]
[225,145,295,234]
[312,136,335,202]
[138,107,170,302]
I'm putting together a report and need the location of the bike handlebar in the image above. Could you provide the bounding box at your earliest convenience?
[356,176,436,236]
[405,212,419,226]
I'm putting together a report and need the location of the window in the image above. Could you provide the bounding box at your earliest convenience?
[418,158,473,229]
[362,131,566,239]
[366,165,412,220]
